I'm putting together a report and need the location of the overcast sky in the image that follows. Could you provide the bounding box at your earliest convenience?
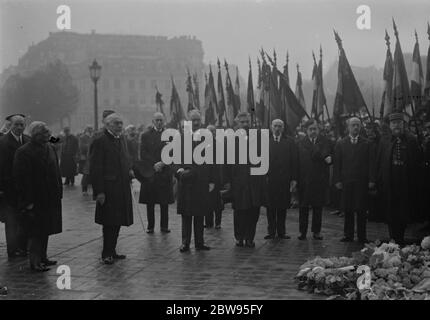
[1,0,429,83]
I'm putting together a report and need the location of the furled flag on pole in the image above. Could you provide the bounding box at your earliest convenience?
[247,57,256,125]
[193,73,200,110]
[186,68,195,112]
[392,19,412,113]
[264,51,282,127]
[235,66,242,112]
[216,59,226,127]
[255,58,266,127]
[317,46,327,120]
[380,30,394,119]
[295,64,306,113]
[311,52,322,119]
[425,22,430,101]
[204,66,218,126]
[411,30,424,111]
[333,30,368,130]
[155,86,165,116]
[225,60,239,128]
[283,51,290,88]
[169,77,185,129]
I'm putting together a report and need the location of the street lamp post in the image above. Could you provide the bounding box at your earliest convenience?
[89,59,101,131]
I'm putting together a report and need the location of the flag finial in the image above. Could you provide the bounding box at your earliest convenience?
[415,29,418,43]
[392,18,399,39]
[286,51,289,64]
[217,58,221,70]
[273,49,277,66]
[319,45,322,59]
[224,59,229,72]
[333,29,342,49]
[312,50,317,65]
[384,29,391,48]
[427,22,430,40]
[296,63,299,73]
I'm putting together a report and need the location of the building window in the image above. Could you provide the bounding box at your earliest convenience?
[129,79,135,90]
[114,78,121,90]
[139,79,145,90]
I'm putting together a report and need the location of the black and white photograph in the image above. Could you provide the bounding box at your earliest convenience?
[1,0,430,305]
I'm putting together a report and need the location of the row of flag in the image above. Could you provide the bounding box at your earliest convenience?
[156,20,430,135]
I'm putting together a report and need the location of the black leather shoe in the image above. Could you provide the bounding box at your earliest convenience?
[340,237,354,242]
[245,240,255,248]
[146,229,154,234]
[30,264,50,272]
[298,234,307,240]
[264,234,275,240]
[313,234,323,240]
[196,245,210,251]
[277,235,291,240]
[41,259,57,266]
[161,229,171,233]
[113,254,126,260]
[179,245,190,253]
[215,224,221,229]
[235,240,244,247]
[8,250,27,258]
[102,256,114,265]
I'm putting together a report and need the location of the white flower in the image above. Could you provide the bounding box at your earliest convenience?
[421,236,430,250]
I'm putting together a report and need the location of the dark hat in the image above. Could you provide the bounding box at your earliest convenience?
[5,113,26,121]
[102,110,115,119]
[388,112,407,122]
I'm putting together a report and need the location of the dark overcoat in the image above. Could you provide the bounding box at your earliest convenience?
[0,132,30,207]
[333,136,375,212]
[224,130,267,211]
[267,134,298,209]
[13,141,62,236]
[78,134,92,174]
[60,134,79,177]
[137,127,174,205]
[376,134,422,224]
[297,135,331,207]
[175,132,214,217]
[89,130,133,226]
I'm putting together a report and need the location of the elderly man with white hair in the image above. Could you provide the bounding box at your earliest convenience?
[89,113,134,264]
[13,121,62,271]
[333,117,376,244]
[0,114,30,258]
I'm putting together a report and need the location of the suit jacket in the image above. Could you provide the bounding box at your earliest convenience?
[266,134,298,208]
[0,132,30,207]
[89,130,133,226]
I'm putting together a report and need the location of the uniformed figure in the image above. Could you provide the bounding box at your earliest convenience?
[297,119,331,240]
[377,113,422,244]
[89,113,134,264]
[224,112,267,248]
[60,127,79,186]
[265,119,298,240]
[175,110,213,252]
[0,114,30,258]
[137,113,174,234]
[333,117,376,243]
[13,122,62,271]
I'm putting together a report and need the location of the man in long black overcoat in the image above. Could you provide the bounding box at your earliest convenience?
[60,127,79,186]
[13,121,62,271]
[89,113,134,264]
[333,117,376,243]
[297,119,331,240]
[0,114,30,258]
[376,113,422,244]
[138,112,174,234]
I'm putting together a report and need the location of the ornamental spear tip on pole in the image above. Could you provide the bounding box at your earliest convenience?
[319,44,322,59]
[392,18,399,39]
[312,51,317,65]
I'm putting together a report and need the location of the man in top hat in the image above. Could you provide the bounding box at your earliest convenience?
[137,112,174,234]
[376,112,422,244]
[333,117,376,244]
[0,114,30,258]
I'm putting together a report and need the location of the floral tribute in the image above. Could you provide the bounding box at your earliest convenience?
[295,236,430,300]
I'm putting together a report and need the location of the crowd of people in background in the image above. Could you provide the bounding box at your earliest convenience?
[1,107,430,270]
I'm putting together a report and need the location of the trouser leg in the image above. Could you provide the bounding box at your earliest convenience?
[234,210,244,241]
[102,225,117,258]
[193,216,204,247]
[181,215,192,246]
[70,176,75,185]
[344,210,355,239]
[311,207,323,234]
[146,204,155,230]
[215,209,222,226]
[81,174,89,192]
[247,207,260,241]
[205,210,214,227]
[112,226,121,255]
[299,206,309,235]
[356,210,367,241]
[40,235,49,261]
[276,208,286,236]
[266,207,276,236]
[5,206,19,255]
[29,236,43,267]
[160,204,169,230]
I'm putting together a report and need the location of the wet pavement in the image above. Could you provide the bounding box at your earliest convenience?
[0,178,406,300]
